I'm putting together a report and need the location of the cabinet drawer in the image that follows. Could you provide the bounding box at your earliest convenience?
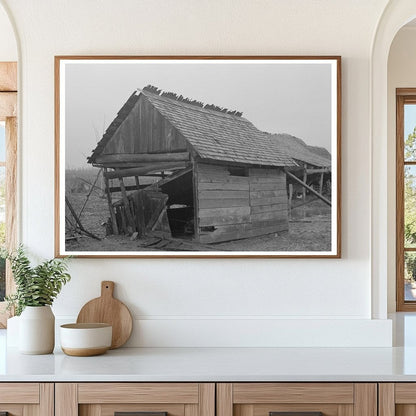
[217,383,376,416]
[56,383,215,416]
[0,383,53,415]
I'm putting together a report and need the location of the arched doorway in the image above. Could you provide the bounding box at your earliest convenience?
[371,1,416,319]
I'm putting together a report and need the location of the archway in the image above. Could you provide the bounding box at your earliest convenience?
[371,0,416,319]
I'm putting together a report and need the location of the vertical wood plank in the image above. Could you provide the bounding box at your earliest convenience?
[56,383,78,416]
[103,168,118,235]
[80,404,101,416]
[136,190,145,237]
[118,176,135,233]
[0,116,18,327]
[337,404,353,416]
[238,405,253,416]
[0,92,17,120]
[319,172,324,194]
[185,404,199,416]
[5,116,17,292]
[217,384,233,416]
[302,164,307,201]
[379,383,395,416]
[199,383,215,416]
[397,93,406,311]
[54,56,61,257]
[193,160,200,241]
[354,383,377,416]
[23,405,38,416]
[0,62,17,91]
[39,383,54,416]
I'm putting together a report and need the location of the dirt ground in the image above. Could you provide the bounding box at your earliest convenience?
[65,193,331,253]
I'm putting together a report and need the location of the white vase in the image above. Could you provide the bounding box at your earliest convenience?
[19,306,55,354]
[6,315,20,348]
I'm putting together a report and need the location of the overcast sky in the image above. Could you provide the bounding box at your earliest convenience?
[64,60,333,169]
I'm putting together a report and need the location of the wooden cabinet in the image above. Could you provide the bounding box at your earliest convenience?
[0,383,53,416]
[217,383,377,416]
[55,383,215,416]
[0,380,412,416]
[379,383,416,416]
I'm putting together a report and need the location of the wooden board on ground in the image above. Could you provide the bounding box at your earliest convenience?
[138,234,221,251]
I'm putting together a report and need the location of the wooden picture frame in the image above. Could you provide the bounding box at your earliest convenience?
[55,56,341,258]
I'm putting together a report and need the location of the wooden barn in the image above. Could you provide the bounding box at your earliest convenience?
[87,86,330,245]
[269,133,332,205]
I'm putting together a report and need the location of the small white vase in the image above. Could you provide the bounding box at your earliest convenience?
[19,306,55,354]
[6,315,20,347]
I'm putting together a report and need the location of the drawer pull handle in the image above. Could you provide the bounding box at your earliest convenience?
[115,412,168,416]
[270,413,323,416]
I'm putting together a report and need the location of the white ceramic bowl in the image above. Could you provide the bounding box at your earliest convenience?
[60,323,112,356]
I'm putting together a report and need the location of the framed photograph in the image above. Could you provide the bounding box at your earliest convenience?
[55,56,341,258]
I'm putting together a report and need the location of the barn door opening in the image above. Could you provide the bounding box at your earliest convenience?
[159,168,195,238]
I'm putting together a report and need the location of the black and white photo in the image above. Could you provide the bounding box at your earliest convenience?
[55,56,341,257]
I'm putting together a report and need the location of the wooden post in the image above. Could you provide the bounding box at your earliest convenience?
[136,191,146,238]
[319,172,324,194]
[134,176,140,191]
[118,177,135,234]
[302,164,307,201]
[4,117,17,319]
[103,168,118,235]
[288,183,293,220]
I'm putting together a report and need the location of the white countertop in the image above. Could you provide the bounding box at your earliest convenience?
[2,345,416,382]
[2,313,416,382]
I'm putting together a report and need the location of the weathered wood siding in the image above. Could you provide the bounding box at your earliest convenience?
[103,95,188,155]
[196,163,288,244]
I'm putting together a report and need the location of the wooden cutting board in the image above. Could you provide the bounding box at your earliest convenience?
[76,281,133,349]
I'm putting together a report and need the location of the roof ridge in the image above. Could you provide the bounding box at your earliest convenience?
[140,88,248,122]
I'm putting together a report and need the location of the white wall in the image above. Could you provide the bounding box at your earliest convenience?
[0,3,16,61]
[0,0,393,347]
[387,26,416,312]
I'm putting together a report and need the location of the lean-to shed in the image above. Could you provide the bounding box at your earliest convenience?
[88,86,321,244]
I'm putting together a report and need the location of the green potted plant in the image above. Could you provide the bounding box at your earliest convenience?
[4,246,71,354]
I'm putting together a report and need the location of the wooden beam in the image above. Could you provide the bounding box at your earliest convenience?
[319,171,324,194]
[305,168,330,174]
[157,166,193,188]
[0,92,16,121]
[109,184,150,193]
[285,169,331,206]
[94,152,190,164]
[0,62,17,92]
[104,162,190,180]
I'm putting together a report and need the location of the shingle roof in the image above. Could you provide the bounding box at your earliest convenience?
[270,133,331,168]
[141,89,297,168]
